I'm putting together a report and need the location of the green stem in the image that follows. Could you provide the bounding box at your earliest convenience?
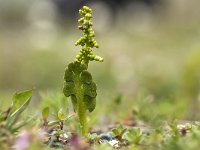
[74,75,87,136]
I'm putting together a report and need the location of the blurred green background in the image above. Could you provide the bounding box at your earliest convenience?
[1,0,200,121]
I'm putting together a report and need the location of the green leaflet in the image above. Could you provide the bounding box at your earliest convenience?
[68,61,87,74]
[42,107,49,119]
[83,95,96,112]
[11,89,33,117]
[81,70,92,84]
[0,89,33,141]
[63,81,75,97]
[58,108,66,121]
[63,61,97,112]
[82,81,97,98]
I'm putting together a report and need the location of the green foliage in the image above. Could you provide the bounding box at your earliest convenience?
[87,133,100,144]
[0,89,33,143]
[40,91,69,117]
[42,107,49,120]
[41,107,73,148]
[43,108,72,127]
[63,61,97,112]
[125,128,143,145]
[11,90,33,116]
[63,61,97,136]
[63,6,103,136]
[58,108,66,121]
[111,125,127,140]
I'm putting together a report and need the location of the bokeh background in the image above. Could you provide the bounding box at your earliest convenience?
[1,0,200,122]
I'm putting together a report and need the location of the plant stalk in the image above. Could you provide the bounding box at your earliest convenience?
[74,75,87,136]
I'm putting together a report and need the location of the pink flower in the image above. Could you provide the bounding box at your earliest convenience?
[14,131,30,150]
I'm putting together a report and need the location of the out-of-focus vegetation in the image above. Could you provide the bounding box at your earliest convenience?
[1,0,200,149]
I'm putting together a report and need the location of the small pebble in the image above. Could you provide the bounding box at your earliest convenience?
[100,134,112,141]
[109,140,120,148]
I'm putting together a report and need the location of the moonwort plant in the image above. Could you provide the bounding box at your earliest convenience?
[63,6,103,136]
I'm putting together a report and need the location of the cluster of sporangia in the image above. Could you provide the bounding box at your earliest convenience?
[75,6,103,66]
